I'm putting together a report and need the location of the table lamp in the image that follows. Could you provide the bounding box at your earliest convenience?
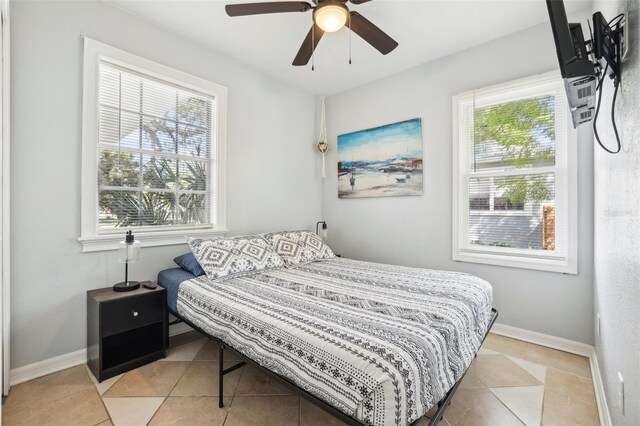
[316,221,328,240]
[113,230,141,292]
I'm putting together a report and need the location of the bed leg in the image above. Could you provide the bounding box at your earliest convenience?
[218,343,224,408]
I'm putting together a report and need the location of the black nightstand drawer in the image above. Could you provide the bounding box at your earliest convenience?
[102,292,163,336]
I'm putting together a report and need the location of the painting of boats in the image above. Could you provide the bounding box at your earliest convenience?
[337,118,423,199]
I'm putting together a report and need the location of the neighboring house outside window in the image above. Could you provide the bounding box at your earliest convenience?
[452,72,577,273]
[79,39,227,252]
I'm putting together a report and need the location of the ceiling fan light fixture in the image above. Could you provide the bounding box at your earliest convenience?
[313,1,349,33]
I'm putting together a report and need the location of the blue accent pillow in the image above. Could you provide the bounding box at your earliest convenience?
[173,252,205,277]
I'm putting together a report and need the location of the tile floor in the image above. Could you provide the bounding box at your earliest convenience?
[2,332,600,426]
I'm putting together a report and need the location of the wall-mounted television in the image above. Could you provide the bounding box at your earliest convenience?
[546,0,597,127]
[546,0,625,152]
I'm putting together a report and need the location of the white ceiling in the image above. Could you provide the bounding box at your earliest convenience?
[107,0,592,95]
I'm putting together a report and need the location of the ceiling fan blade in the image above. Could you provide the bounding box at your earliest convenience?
[349,0,373,4]
[292,24,325,66]
[225,2,312,17]
[349,11,398,55]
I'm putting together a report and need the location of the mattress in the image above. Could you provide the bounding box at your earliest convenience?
[157,267,196,313]
[177,258,493,426]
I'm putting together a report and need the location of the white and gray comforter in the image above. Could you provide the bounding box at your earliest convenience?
[177,258,493,426]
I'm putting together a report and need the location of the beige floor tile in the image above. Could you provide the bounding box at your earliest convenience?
[170,361,243,397]
[299,397,348,426]
[148,396,228,426]
[95,374,124,396]
[522,345,591,379]
[542,389,599,426]
[161,338,207,362]
[458,371,485,389]
[3,387,108,426]
[184,329,204,339]
[482,334,532,359]
[507,356,548,384]
[103,361,189,397]
[103,397,164,426]
[490,386,545,426]
[3,365,94,417]
[194,340,244,361]
[169,330,200,347]
[234,365,295,396]
[469,354,542,388]
[484,334,590,378]
[445,387,525,426]
[96,420,114,426]
[1,335,599,426]
[225,396,299,426]
[414,405,450,425]
[87,366,124,396]
[545,368,597,405]
[477,347,499,355]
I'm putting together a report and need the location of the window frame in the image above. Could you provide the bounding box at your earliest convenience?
[79,38,227,252]
[452,72,577,274]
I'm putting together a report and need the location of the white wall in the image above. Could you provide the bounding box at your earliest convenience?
[592,0,640,424]
[322,11,595,344]
[10,1,320,368]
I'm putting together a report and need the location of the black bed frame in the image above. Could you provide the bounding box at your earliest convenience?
[167,308,498,426]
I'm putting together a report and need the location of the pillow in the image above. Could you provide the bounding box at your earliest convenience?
[187,235,285,281]
[261,230,336,267]
[173,252,205,277]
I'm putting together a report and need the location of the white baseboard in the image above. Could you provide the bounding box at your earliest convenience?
[9,322,194,386]
[589,348,612,426]
[490,322,610,426]
[491,322,592,357]
[9,348,87,386]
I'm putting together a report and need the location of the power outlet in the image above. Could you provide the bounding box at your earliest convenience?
[596,313,601,339]
[618,372,625,415]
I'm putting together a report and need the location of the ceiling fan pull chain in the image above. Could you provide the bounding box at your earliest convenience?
[312,24,315,71]
[349,13,352,65]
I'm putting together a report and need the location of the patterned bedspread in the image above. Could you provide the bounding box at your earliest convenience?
[177,258,493,426]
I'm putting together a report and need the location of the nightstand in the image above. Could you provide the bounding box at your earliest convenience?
[87,284,167,382]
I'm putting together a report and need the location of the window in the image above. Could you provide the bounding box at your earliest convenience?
[452,72,577,273]
[80,39,227,252]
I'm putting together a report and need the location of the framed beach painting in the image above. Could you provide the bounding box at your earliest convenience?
[337,118,423,199]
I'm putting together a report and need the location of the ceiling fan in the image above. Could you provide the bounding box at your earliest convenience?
[225,0,398,66]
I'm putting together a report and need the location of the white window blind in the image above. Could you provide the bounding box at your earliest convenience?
[80,39,227,252]
[97,62,215,231]
[453,73,577,273]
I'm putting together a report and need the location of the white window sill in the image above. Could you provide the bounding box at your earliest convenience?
[453,249,577,274]
[78,228,228,252]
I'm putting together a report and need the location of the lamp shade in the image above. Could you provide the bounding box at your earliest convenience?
[316,221,328,240]
[119,240,141,263]
[118,230,141,263]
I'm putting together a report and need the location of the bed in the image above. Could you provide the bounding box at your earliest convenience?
[159,256,496,426]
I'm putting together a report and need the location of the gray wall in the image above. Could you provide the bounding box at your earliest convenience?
[322,12,595,344]
[592,0,640,424]
[10,1,320,369]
